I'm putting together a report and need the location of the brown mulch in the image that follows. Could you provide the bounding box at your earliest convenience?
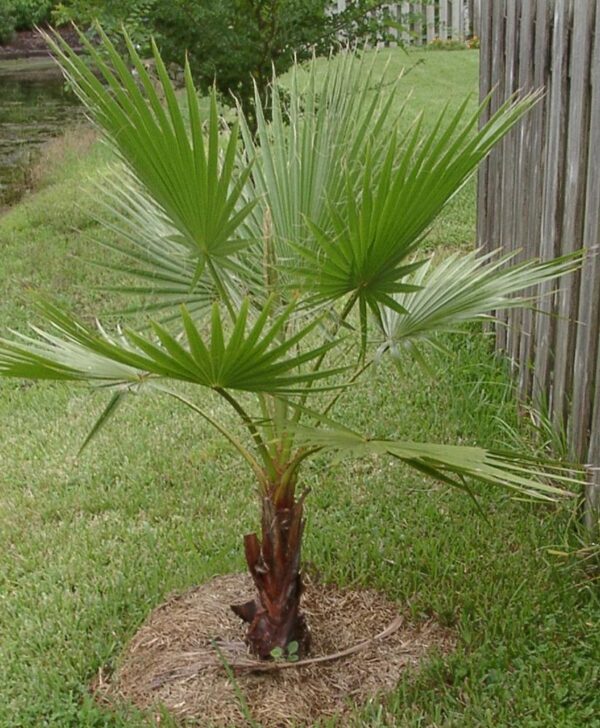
[97,573,455,727]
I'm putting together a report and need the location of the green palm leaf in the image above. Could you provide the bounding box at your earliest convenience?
[85,169,217,318]
[44,26,256,281]
[237,52,405,291]
[0,300,346,395]
[377,249,582,360]
[293,93,541,316]
[292,422,581,502]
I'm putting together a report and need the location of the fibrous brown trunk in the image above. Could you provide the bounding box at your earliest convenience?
[231,491,310,659]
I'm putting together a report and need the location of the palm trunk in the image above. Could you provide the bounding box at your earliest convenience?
[231,490,310,659]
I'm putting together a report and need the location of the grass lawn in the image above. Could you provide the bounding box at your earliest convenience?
[0,48,598,727]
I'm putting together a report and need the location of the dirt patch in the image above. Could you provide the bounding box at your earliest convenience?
[0,27,82,61]
[98,573,454,727]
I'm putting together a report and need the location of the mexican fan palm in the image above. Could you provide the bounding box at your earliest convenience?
[0,30,581,658]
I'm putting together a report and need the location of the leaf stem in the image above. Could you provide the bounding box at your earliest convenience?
[293,290,360,420]
[157,385,268,488]
[207,258,237,322]
[320,358,373,418]
[216,387,277,481]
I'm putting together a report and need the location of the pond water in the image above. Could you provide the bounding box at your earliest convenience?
[0,60,79,206]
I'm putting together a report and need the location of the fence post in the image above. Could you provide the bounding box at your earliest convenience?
[440,0,449,39]
[570,1,600,462]
[472,0,481,36]
[426,2,436,42]
[452,0,463,38]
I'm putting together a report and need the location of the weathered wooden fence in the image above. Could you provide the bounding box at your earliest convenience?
[333,1,481,43]
[477,0,600,528]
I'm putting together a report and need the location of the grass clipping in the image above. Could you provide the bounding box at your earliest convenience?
[99,574,454,726]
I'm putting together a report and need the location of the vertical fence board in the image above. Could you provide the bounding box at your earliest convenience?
[413,3,424,44]
[476,0,493,248]
[517,0,553,399]
[387,3,399,46]
[400,2,410,42]
[552,1,594,430]
[588,357,600,530]
[512,0,536,395]
[488,0,505,254]
[588,338,600,530]
[532,0,571,408]
[440,0,449,39]
[500,1,521,365]
[572,0,600,460]
[490,0,508,350]
[472,0,481,37]
[452,0,463,38]
[426,3,436,42]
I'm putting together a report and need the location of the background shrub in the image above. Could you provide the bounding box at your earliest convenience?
[3,0,397,121]
[0,0,55,42]
[52,0,397,118]
[12,0,54,30]
[0,3,17,43]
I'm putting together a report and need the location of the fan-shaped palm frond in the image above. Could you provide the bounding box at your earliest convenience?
[291,421,581,502]
[86,170,217,318]
[292,93,541,316]
[45,27,255,286]
[377,249,582,361]
[238,52,404,265]
[0,299,345,394]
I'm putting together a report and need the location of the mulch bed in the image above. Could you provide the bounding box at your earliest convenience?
[96,573,455,727]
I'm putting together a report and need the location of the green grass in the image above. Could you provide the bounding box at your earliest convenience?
[0,48,598,727]
[0,57,58,77]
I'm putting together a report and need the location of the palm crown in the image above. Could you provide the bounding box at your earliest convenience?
[0,29,581,657]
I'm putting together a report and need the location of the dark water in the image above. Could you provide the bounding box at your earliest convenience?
[0,61,79,205]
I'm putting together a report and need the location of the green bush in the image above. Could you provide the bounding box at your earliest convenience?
[52,0,154,49]
[0,3,16,44]
[12,0,54,30]
[0,0,55,40]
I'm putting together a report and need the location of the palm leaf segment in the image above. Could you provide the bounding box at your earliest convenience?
[294,422,580,502]
[377,248,582,360]
[238,53,402,277]
[87,171,217,319]
[46,26,255,292]
[290,93,540,316]
[0,300,343,394]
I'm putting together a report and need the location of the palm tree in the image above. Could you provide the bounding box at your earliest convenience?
[0,29,581,658]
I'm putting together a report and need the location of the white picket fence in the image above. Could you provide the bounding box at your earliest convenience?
[333,1,481,43]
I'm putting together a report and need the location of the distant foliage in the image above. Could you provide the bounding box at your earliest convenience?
[12,0,54,29]
[0,4,17,44]
[426,37,471,51]
[52,0,154,51]
[2,0,399,118]
[52,0,398,117]
[0,0,55,42]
